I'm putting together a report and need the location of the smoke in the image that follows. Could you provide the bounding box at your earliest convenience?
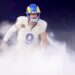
[0,21,12,36]
[0,21,75,75]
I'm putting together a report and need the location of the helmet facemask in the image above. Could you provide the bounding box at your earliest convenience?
[28,13,40,27]
[30,13,40,21]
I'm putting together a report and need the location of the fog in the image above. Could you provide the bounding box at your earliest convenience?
[0,21,75,75]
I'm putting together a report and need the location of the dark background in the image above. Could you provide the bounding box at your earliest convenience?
[0,0,75,29]
[0,0,75,50]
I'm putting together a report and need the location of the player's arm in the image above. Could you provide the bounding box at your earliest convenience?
[3,25,18,42]
[2,17,21,43]
[0,25,18,49]
[40,21,47,49]
[1,17,21,49]
[40,31,47,49]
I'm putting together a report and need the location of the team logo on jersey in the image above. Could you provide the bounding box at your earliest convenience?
[21,24,25,28]
[25,33,34,44]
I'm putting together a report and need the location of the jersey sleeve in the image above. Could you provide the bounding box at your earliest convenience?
[3,25,17,42]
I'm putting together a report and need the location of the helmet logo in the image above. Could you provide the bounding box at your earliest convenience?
[27,7,31,13]
[37,7,40,13]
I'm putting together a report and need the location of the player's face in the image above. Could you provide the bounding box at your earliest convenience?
[29,13,38,27]
[30,13,38,19]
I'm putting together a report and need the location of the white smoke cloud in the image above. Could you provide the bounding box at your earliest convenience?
[0,21,75,75]
[0,21,12,36]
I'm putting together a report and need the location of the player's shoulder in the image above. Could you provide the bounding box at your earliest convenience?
[39,19,47,25]
[15,16,28,29]
[38,19,47,27]
[17,16,28,21]
[37,19,47,33]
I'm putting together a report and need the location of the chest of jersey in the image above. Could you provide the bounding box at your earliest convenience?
[17,23,42,45]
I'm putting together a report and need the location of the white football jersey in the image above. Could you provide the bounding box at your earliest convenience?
[4,16,47,47]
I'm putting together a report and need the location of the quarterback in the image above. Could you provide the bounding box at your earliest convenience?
[2,4,47,49]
